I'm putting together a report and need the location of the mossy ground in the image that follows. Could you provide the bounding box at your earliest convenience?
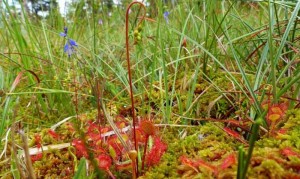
[1,72,300,178]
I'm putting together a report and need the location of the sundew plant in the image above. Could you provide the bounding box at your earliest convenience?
[1,0,300,178]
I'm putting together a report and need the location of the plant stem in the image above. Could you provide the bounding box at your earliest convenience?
[20,129,36,179]
[241,117,263,179]
[237,146,245,179]
[141,136,149,172]
[268,0,277,103]
[125,2,146,176]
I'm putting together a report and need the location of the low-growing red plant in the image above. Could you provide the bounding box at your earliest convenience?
[281,147,300,159]
[179,155,217,175]
[222,127,248,145]
[219,153,236,170]
[48,129,60,140]
[34,133,42,149]
[72,139,88,158]
[31,153,43,163]
[97,154,116,179]
[145,137,167,167]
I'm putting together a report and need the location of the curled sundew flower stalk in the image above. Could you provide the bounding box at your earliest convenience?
[125,1,146,176]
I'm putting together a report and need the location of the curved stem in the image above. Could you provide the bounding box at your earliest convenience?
[125,1,146,176]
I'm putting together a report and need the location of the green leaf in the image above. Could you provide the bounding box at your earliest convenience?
[73,157,87,179]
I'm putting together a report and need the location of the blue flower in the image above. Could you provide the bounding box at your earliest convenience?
[60,27,68,37]
[64,39,78,57]
[60,27,78,57]
[163,11,170,24]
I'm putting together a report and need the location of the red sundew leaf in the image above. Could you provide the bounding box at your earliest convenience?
[179,156,199,172]
[31,153,43,163]
[222,127,248,145]
[219,153,236,170]
[179,156,218,174]
[277,128,288,135]
[281,147,300,158]
[34,134,42,149]
[146,137,167,167]
[72,139,88,158]
[180,155,196,167]
[266,103,287,126]
[195,159,217,174]
[48,129,60,140]
[97,154,112,170]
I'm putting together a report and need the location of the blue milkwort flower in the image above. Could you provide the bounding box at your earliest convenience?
[60,27,68,37]
[64,39,78,57]
[163,11,170,24]
[60,27,78,57]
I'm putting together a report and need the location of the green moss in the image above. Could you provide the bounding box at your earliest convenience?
[251,159,285,178]
[256,137,281,148]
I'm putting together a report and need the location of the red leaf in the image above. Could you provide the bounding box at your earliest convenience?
[72,139,88,158]
[97,154,112,170]
[48,129,60,140]
[281,147,300,158]
[223,127,248,145]
[219,153,236,170]
[146,137,167,167]
[31,153,42,163]
[34,134,42,149]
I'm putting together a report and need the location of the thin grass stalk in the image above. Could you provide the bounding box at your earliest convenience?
[241,117,263,179]
[11,123,26,178]
[268,0,277,103]
[168,10,193,122]
[237,146,245,179]
[277,71,300,98]
[19,129,36,179]
[221,2,262,115]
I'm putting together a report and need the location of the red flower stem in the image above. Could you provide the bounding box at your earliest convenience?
[125,1,146,176]
[141,135,149,172]
[131,159,137,179]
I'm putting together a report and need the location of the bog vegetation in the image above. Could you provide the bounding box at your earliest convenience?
[0,0,300,178]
